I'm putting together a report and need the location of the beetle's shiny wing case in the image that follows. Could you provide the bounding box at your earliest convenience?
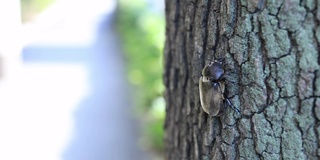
[199,77,224,116]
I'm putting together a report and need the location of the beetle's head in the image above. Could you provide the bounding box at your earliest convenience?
[202,59,224,81]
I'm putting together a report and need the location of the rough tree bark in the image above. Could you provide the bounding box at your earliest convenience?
[164,0,320,159]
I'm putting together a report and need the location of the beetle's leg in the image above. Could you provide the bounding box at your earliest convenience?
[216,82,223,93]
[216,82,241,115]
[225,97,241,115]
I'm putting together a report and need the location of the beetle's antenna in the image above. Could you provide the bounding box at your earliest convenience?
[205,58,213,62]
[215,57,225,63]
[212,51,217,61]
[205,58,214,64]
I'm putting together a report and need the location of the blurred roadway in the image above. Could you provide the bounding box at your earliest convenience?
[0,0,150,160]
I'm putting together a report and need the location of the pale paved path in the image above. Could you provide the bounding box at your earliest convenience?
[0,0,150,160]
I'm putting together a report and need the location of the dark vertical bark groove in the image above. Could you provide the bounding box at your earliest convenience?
[164,0,320,159]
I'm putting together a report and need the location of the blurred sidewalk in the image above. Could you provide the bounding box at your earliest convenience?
[0,0,150,160]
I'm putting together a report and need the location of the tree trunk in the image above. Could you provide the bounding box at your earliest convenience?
[163,0,320,159]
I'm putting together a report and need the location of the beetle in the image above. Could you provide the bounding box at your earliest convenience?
[199,58,240,117]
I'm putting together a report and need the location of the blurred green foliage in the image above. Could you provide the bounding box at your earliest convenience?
[20,0,56,22]
[117,0,165,152]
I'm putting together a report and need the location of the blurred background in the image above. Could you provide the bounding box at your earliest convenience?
[0,0,165,159]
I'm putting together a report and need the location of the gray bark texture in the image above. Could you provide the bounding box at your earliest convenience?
[163,0,320,159]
